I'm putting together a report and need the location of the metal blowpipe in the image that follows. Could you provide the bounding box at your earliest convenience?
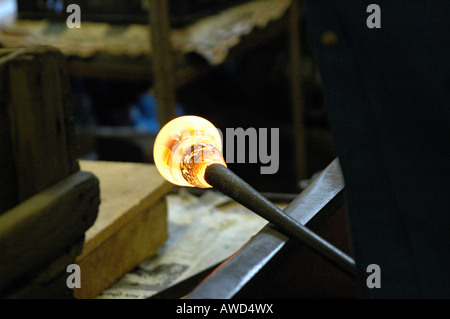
[153,115,356,278]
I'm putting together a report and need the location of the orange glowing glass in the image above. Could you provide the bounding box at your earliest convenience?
[153,115,226,188]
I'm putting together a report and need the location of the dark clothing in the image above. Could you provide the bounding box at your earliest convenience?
[305,0,450,298]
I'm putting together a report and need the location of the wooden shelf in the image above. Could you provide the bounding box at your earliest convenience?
[0,0,307,180]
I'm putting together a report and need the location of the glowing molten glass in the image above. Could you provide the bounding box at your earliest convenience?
[153,115,226,188]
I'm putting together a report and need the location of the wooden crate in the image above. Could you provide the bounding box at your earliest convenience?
[0,46,99,298]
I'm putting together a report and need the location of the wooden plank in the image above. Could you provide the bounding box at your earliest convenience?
[6,47,78,202]
[188,159,359,298]
[65,55,153,81]
[0,62,18,213]
[77,160,173,257]
[75,199,167,299]
[75,160,173,299]
[0,46,79,209]
[0,170,99,294]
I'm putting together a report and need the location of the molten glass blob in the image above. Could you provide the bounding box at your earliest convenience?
[153,115,226,188]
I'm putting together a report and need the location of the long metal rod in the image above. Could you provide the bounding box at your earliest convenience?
[204,164,356,278]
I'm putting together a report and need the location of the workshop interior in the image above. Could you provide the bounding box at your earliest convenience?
[1,0,445,300]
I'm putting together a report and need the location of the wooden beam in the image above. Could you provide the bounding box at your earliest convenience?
[74,160,173,299]
[148,0,177,125]
[0,170,99,294]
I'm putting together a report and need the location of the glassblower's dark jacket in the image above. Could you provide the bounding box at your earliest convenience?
[304,0,450,298]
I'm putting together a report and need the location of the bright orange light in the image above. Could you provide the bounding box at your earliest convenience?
[153,115,226,188]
